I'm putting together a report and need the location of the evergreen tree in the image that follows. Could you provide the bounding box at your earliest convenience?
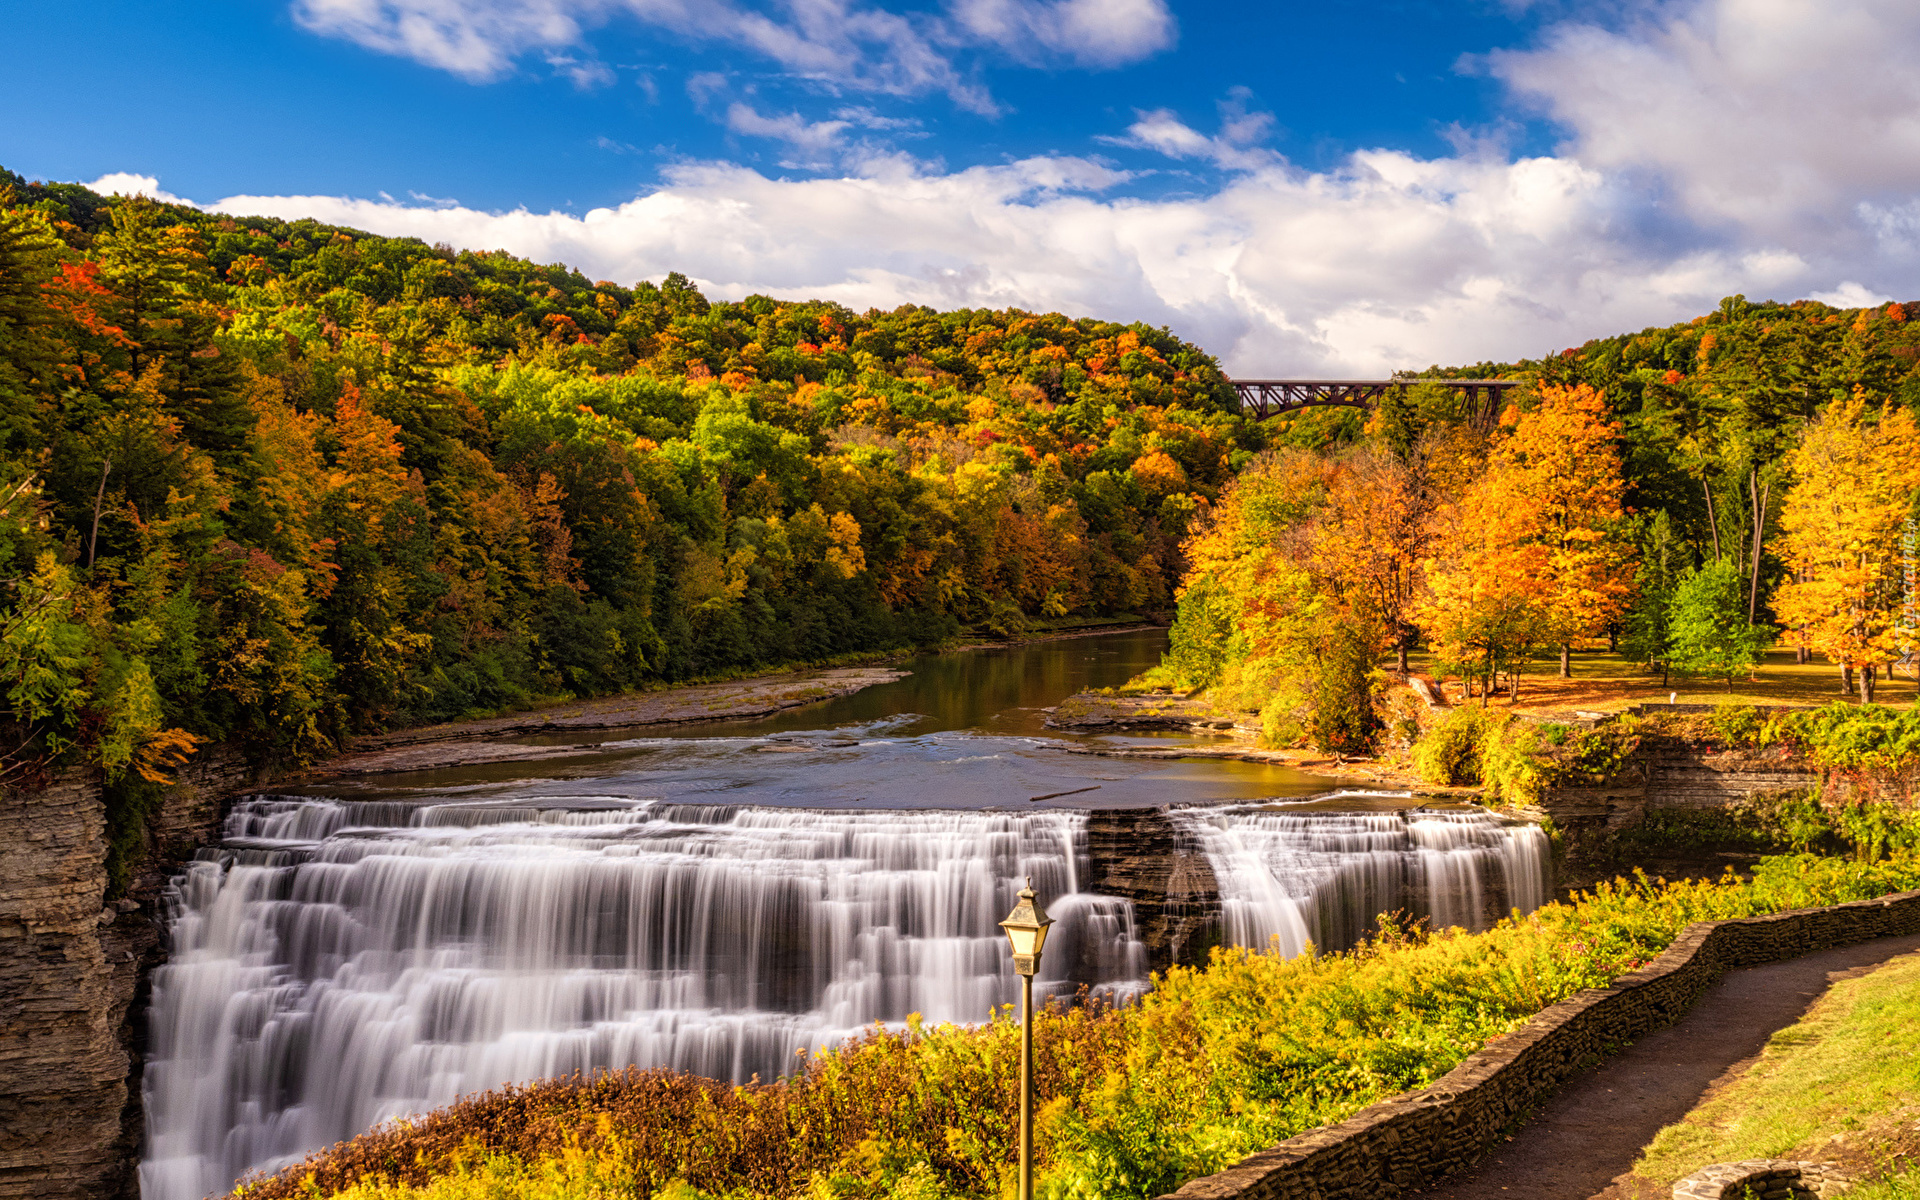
[1621,509,1682,684]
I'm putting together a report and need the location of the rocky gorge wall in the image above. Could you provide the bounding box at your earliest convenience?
[1536,709,1825,833]
[0,751,256,1200]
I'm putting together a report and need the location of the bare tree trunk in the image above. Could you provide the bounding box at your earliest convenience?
[1861,664,1876,705]
[1703,477,1723,562]
[87,458,111,570]
[1396,635,1409,674]
[1844,664,1856,695]
[1559,644,1571,677]
[1607,623,1618,653]
[1748,472,1770,623]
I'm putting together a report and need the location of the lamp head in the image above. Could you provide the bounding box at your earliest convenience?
[999,878,1054,977]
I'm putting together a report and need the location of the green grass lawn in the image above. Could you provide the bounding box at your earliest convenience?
[1399,645,1920,715]
[1630,951,1920,1194]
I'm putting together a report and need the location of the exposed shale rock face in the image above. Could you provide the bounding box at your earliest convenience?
[0,772,131,1200]
[0,752,251,1200]
[1540,740,1821,831]
[1086,808,1223,973]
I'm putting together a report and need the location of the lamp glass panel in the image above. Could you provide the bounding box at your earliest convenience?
[1030,922,1050,957]
[1004,925,1040,956]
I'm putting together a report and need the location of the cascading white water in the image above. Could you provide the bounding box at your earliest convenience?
[140,796,1145,1200]
[1174,802,1551,958]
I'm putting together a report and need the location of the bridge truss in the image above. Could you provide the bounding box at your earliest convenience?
[1229,378,1522,422]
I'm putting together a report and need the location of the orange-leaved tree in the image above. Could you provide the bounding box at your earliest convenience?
[1771,394,1920,704]
[1490,384,1635,676]
[1416,435,1552,704]
[1306,445,1430,672]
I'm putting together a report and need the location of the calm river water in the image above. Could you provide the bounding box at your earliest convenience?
[297,627,1334,809]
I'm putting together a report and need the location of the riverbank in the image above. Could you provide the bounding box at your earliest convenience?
[1044,689,1465,794]
[302,666,911,778]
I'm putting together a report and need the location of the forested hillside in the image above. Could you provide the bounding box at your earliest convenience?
[11,163,1920,801]
[0,169,1255,793]
[1501,294,1920,573]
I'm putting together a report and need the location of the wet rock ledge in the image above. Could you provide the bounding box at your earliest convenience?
[1086,809,1223,973]
[1045,690,1248,735]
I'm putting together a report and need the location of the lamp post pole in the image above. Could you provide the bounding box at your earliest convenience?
[1000,879,1053,1200]
[1020,967,1033,1200]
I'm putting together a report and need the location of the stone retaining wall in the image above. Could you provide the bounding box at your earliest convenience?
[1156,889,1920,1200]
[1672,1159,1847,1199]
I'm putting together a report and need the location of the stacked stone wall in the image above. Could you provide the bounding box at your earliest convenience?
[1156,889,1920,1200]
[1671,1159,1847,1199]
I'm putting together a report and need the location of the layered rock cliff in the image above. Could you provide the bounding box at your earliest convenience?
[1538,740,1822,831]
[1086,808,1222,973]
[0,753,252,1200]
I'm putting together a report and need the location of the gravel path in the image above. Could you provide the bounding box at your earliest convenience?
[1407,931,1920,1200]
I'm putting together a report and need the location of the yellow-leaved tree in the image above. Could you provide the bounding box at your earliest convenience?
[1771,394,1920,703]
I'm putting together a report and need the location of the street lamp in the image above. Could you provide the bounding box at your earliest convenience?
[1000,878,1053,1200]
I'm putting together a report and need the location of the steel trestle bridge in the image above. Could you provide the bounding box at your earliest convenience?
[1228,378,1521,421]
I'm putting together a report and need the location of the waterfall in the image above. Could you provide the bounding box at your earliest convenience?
[140,796,1145,1200]
[1174,802,1551,958]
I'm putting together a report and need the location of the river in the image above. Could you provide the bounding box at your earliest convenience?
[138,630,1548,1200]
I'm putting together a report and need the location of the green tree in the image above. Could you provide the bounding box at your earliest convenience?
[1667,560,1772,686]
[1621,509,1682,684]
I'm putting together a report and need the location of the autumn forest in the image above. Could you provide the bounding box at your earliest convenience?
[5,169,1920,812]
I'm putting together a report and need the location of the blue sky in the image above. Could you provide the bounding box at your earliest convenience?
[8,0,1540,210]
[6,0,1920,373]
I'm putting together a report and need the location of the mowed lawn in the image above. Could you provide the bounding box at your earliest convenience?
[1400,646,1920,715]
[1626,952,1920,1197]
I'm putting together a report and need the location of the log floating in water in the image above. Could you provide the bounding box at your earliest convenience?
[1028,785,1101,802]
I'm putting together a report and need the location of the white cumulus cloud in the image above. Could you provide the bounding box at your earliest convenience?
[288,0,1171,108]
[84,172,194,206]
[1491,0,1920,238]
[180,142,1876,376]
[292,0,599,79]
[949,0,1175,67]
[724,102,854,164]
[1099,92,1280,172]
